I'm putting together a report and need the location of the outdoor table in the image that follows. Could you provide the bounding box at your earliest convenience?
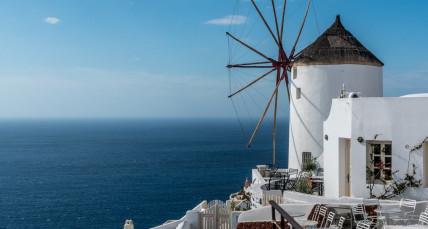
[277,169,289,173]
[286,211,305,218]
[374,208,403,225]
[296,219,318,228]
[374,208,402,214]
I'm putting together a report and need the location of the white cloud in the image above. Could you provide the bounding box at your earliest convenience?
[205,15,248,25]
[44,17,61,24]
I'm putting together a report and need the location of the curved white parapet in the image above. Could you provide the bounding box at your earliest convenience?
[400,93,428,98]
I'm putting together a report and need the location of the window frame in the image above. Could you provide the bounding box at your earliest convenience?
[366,141,392,184]
[293,67,297,79]
[296,88,301,99]
[302,152,312,167]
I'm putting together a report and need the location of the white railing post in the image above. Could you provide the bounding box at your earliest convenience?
[231,211,242,229]
[186,210,200,229]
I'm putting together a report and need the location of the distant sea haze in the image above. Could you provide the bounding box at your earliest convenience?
[0,118,288,228]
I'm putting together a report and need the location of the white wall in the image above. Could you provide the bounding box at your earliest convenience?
[289,64,382,170]
[323,100,352,198]
[151,201,207,229]
[324,97,428,199]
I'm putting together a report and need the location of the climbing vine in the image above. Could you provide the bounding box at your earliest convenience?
[366,134,422,199]
[410,136,428,152]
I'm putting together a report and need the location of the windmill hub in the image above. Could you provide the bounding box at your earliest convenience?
[272,60,291,70]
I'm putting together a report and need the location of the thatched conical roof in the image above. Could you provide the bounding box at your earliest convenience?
[293,15,383,67]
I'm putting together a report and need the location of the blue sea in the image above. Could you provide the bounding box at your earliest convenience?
[0,118,288,228]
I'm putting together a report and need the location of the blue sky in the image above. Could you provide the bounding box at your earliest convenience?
[0,0,427,118]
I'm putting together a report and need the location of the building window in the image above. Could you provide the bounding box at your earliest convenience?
[302,152,311,166]
[367,141,392,183]
[293,67,297,79]
[296,88,301,99]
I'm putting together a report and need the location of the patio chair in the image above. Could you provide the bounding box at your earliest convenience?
[400,198,417,216]
[363,199,380,228]
[419,212,428,225]
[317,206,328,228]
[352,204,368,226]
[356,220,372,229]
[288,168,298,176]
[321,212,335,228]
[285,168,299,190]
[311,179,323,196]
[337,216,346,229]
[390,198,417,225]
[311,204,321,221]
[317,168,324,176]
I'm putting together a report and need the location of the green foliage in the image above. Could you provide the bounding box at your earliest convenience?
[230,200,236,211]
[377,164,421,199]
[303,157,317,172]
[410,137,428,152]
[296,178,311,194]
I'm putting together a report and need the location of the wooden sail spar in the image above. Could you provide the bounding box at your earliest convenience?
[226,0,311,167]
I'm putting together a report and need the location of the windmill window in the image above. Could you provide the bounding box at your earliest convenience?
[293,67,297,79]
[296,88,301,99]
[366,141,392,184]
[302,152,311,166]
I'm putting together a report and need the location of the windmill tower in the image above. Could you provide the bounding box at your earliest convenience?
[288,15,384,170]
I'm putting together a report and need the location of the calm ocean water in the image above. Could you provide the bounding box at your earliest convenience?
[0,118,288,228]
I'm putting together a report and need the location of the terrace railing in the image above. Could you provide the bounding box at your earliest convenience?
[269,200,304,229]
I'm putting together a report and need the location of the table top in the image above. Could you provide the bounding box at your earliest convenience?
[276,169,289,173]
[374,208,401,213]
[286,211,305,217]
[311,176,324,179]
[297,220,318,226]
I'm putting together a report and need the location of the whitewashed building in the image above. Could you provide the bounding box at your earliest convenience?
[323,95,428,199]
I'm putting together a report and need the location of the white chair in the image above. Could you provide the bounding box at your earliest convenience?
[362,201,380,229]
[312,204,321,221]
[390,198,417,225]
[352,204,368,226]
[356,220,372,229]
[400,198,417,216]
[419,212,428,225]
[321,212,335,228]
[317,206,328,227]
[407,211,428,226]
[337,216,346,229]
